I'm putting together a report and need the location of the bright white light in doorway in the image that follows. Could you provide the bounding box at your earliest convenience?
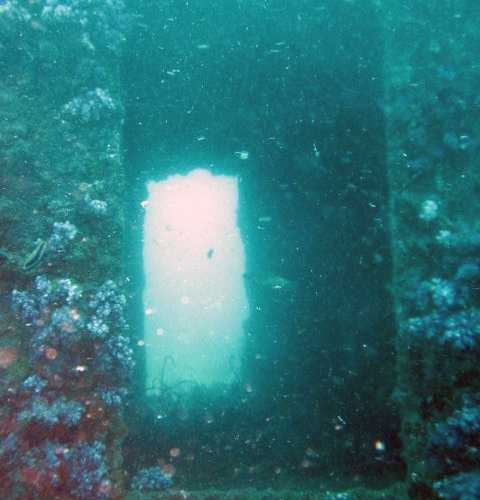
[143,168,249,393]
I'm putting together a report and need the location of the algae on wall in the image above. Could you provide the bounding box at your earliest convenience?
[383,0,480,494]
[0,1,131,496]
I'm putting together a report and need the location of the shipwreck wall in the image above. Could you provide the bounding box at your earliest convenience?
[0,1,131,497]
[383,0,480,496]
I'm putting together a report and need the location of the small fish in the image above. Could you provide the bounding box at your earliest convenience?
[244,272,296,292]
[234,151,249,160]
[23,239,47,271]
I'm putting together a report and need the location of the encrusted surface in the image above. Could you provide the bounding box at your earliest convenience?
[0,0,130,497]
[383,0,480,495]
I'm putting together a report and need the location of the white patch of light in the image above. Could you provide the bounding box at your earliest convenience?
[143,168,249,392]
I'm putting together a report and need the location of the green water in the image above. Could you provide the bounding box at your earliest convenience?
[1,0,480,498]
[123,0,396,493]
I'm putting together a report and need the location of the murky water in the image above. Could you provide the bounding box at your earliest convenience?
[1,1,479,498]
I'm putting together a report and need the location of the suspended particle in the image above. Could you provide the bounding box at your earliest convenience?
[374,439,386,452]
[45,347,58,360]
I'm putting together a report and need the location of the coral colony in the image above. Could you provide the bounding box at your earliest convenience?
[84,194,109,216]
[63,88,119,123]
[130,466,173,492]
[0,220,171,496]
[48,221,79,254]
[1,274,133,498]
[429,396,480,499]
[402,250,480,497]
[405,267,480,350]
[0,0,172,495]
[1,224,167,495]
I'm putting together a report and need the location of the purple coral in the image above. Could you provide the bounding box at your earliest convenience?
[429,396,480,474]
[434,471,480,500]
[20,441,111,499]
[130,466,173,492]
[62,441,111,498]
[17,395,84,428]
[47,221,78,253]
[84,194,108,216]
[6,276,134,496]
[403,260,480,351]
[88,279,127,335]
[406,309,480,350]
[63,88,118,123]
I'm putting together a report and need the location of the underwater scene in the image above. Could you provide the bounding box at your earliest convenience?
[1,0,480,498]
